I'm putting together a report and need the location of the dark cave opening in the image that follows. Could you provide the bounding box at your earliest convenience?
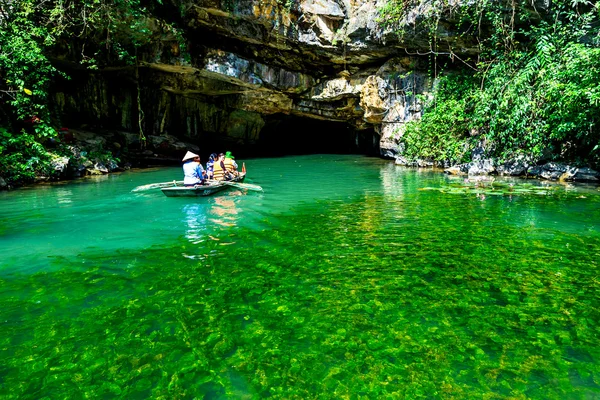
[250,115,380,158]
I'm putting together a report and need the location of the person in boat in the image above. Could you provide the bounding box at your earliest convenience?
[206,153,217,180]
[224,151,239,180]
[225,151,238,172]
[182,151,206,186]
[213,153,227,181]
[213,152,236,181]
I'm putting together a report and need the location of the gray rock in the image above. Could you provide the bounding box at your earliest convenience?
[471,143,486,161]
[379,145,396,158]
[496,156,530,176]
[0,177,7,189]
[416,159,434,168]
[106,160,120,172]
[94,162,109,174]
[572,167,600,182]
[312,78,361,101]
[394,156,414,166]
[444,165,467,175]
[468,159,495,175]
[301,0,345,19]
[50,156,70,173]
[66,145,81,158]
[527,163,576,180]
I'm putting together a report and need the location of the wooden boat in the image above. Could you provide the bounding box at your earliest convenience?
[161,173,246,197]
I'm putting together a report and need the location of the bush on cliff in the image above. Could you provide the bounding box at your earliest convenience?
[382,0,600,167]
[0,0,163,186]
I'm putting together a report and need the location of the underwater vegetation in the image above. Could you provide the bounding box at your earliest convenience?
[1,179,600,398]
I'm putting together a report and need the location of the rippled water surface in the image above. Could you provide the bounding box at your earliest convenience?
[1,155,600,398]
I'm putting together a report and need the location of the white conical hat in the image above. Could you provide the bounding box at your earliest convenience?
[182,151,199,162]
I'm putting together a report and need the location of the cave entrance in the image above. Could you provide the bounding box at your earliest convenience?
[254,115,379,157]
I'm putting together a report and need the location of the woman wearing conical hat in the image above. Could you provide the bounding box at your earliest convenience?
[182,151,206,186]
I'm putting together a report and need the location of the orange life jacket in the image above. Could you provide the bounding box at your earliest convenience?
[224,158,237,174]
[213,161,225,181]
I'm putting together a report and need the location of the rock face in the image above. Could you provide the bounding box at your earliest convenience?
[49,0,479,156]
[527,163,600,182]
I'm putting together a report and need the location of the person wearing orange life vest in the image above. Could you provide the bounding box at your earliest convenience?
[212,153,228,181]
[213,152,239,181]
[224,151,239,177]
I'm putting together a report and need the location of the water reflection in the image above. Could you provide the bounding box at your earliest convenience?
[209,192,242,228]
[380,163,405,198]
[182,203,208,245]
[56,189,73,205]
[180,192,244,254]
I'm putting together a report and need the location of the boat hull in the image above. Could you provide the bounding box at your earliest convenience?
[161,174,246,197]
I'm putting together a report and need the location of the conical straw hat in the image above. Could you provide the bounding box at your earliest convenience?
[182,151,199,162]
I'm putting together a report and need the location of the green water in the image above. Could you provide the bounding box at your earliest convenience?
[1,155,600,399]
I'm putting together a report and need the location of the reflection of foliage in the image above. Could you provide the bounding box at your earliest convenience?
[420,179,562,196]
[1,185,600,397]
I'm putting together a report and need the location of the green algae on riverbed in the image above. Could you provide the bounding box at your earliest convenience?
[1,186,600,398]
[420,178,600,198]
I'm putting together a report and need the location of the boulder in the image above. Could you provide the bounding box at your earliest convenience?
[496,156,531,176]
[395,156,415,166]
[525,162,600,181]
[468,159,495,175]
[471,143,486,161]
[527,163,572,180]
[444,165,467,175]
[50,155,70,174]
[93,162,109,174]
[571,167,600,182]
[416,159,434,168]
[106,160,120,172]
[537,165,600,182]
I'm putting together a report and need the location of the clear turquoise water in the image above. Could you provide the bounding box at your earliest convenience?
[1,155,599,398]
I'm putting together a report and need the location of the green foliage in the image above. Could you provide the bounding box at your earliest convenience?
[88,148,120,165]
[277,0,296,10]
[0,0,182,185]
[381,0,600,167]
[401,74,475,163]
[0,128,52,183]
[472,39,600,163]
[0,2,59,184]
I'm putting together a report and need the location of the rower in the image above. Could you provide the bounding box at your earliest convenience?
[182,151,206,186]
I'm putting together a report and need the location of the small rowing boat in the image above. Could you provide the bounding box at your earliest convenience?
[161,173,248,197]
[131,163,262,196]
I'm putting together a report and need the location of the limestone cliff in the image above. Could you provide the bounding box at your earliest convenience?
[49,0,490,158]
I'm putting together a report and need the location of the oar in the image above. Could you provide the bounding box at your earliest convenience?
[132,180,182,192]
[222,181,263,192]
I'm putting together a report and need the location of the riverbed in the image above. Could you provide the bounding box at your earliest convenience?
[1,155,599,398]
